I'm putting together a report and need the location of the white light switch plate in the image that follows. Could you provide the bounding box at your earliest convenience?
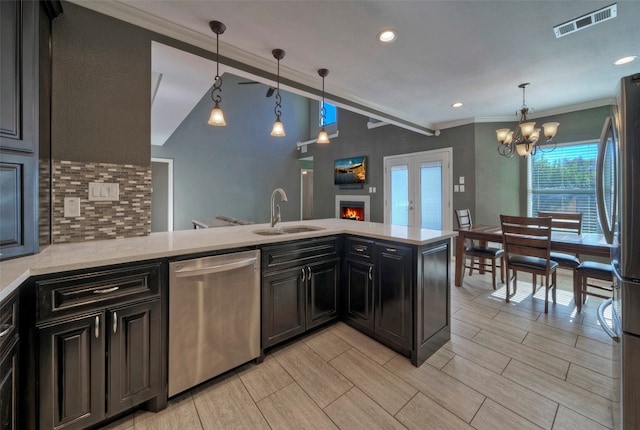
[454,185,460,192]
[89,182,120,201]
[64,197,81,217]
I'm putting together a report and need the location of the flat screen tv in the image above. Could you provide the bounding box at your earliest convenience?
[334,156,367,185]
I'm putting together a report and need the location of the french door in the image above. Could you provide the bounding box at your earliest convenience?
[383,148,452,230]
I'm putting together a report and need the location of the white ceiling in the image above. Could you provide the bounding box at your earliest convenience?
[74,0,640,136]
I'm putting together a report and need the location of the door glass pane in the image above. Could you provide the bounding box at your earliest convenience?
[390,165,409,226]
[420,162,442,229]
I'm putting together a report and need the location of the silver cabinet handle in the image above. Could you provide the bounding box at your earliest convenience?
[354,245,366,252]
[301,268,306,282]
[307,266,312,281]
[368,266,373,281]
[0,323,12,338]
[95,316,100,339]
[385,247,397,253]
[112,311,118,334]
[94,286,120,294]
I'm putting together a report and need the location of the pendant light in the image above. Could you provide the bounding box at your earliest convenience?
[270,49,286,137]
[207,20,227,126]
[317,68,330,144]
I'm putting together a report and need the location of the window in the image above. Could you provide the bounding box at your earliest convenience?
[320,101,337,126]
[528,141,599,233]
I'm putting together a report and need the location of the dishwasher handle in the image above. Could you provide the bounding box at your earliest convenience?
[173,257,257,278]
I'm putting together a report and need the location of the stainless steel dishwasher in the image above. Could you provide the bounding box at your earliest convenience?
[168,249,260,397]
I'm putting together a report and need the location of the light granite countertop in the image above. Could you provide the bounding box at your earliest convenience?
[0,219,457,302]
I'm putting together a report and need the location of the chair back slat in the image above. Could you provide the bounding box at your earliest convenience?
[500,215,552,263]
[455,209,472,229]
[537,211,583,234]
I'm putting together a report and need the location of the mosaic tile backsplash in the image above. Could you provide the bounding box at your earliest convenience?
[52,160,151,243]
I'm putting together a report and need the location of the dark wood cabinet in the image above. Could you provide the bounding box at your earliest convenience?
[306,258,340,330]
[261,237,341,349]
[261,267,306,348]
[374,241,413,350]
[0,292,19,430]
[343,237,375,331]
[108,300,162,417]
[342,236,451,366]
[0,0,61,259]
[38,313,106,430]
[35,262,166,430]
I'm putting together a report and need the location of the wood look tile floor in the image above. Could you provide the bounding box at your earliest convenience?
[101,265,616,430]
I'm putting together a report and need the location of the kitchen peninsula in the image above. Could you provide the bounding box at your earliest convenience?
[0,219,456,430]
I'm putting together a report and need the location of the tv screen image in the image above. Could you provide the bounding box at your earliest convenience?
[334,156,367,185]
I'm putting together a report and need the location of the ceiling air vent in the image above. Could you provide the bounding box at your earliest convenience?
[553,3,617,38]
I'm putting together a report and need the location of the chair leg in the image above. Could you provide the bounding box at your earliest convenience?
[491,259,497,290]
[552,271,557,304]
[500,256,505,283]
[544,279,549,314]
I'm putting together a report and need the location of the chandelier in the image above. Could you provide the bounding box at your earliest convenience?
[495,83,559,157]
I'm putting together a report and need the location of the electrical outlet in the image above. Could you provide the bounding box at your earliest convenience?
[64,197,81,217]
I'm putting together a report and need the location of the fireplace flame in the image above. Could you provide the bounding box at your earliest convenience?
[342,207,364,221]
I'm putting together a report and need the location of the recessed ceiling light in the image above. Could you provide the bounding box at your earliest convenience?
[377,28,397,43]
[452,102,463,108]
[614,55,637,66]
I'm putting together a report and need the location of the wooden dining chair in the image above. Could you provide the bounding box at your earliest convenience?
[500,215,558,313]
[575,261,614,312]
[455,209,504,289]
[537,211,583,306]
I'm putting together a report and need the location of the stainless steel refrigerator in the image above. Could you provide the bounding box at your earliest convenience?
[596,72,640,430]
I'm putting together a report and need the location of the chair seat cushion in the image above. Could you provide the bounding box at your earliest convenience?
[465,246,504,257]
[576,261,613,279]
[509,255,559,272]
[549,251,581,268]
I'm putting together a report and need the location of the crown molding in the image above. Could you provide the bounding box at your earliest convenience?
[435,97,615,130]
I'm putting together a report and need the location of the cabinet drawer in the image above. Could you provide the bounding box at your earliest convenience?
[262,236,340,272]
[36,262,162,322]
[0,292,18,354]
[345,236,374,261]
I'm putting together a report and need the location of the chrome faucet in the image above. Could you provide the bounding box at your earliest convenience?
[270,188,288,227]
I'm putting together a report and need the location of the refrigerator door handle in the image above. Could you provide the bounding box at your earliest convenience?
[596,116,617,244]
[597,298,619,342]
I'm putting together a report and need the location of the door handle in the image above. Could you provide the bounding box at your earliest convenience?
[368,266,373,281]
[307,266,312,281]
[0,323,12,338]
[95,316,100,339]
[301,268,306,282]
[112,311,118,334]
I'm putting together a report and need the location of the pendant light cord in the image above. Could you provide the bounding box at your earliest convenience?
[211,31,222,103]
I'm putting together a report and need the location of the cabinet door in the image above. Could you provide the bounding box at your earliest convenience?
[374,243,413,350]
[0,340,18,430]
[39,313,106,430]
[343,258,374,330]
[108,300,162,416]
[306,258,340,330]
[262,267,305,348]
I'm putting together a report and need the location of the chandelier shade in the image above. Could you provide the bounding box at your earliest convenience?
[496,83,559,158]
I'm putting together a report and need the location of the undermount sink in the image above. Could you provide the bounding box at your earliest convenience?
[252,225,325,236]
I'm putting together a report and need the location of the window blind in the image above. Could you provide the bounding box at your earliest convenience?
[528,142,600,233]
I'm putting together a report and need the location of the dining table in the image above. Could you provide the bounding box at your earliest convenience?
[454,224,614,287]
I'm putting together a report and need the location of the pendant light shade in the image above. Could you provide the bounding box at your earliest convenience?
[208,101,226,126]
[270,49,286,137]
[207,20,226,126]
[317,68,330,144]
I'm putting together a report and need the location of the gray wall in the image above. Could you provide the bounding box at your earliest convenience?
[52,1,151,166]
[151,74,309,229]
[48,1,613,235]
[305,108,477,223]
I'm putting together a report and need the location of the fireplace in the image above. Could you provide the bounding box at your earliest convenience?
[340,201,365,221]
[335,195,370,221]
